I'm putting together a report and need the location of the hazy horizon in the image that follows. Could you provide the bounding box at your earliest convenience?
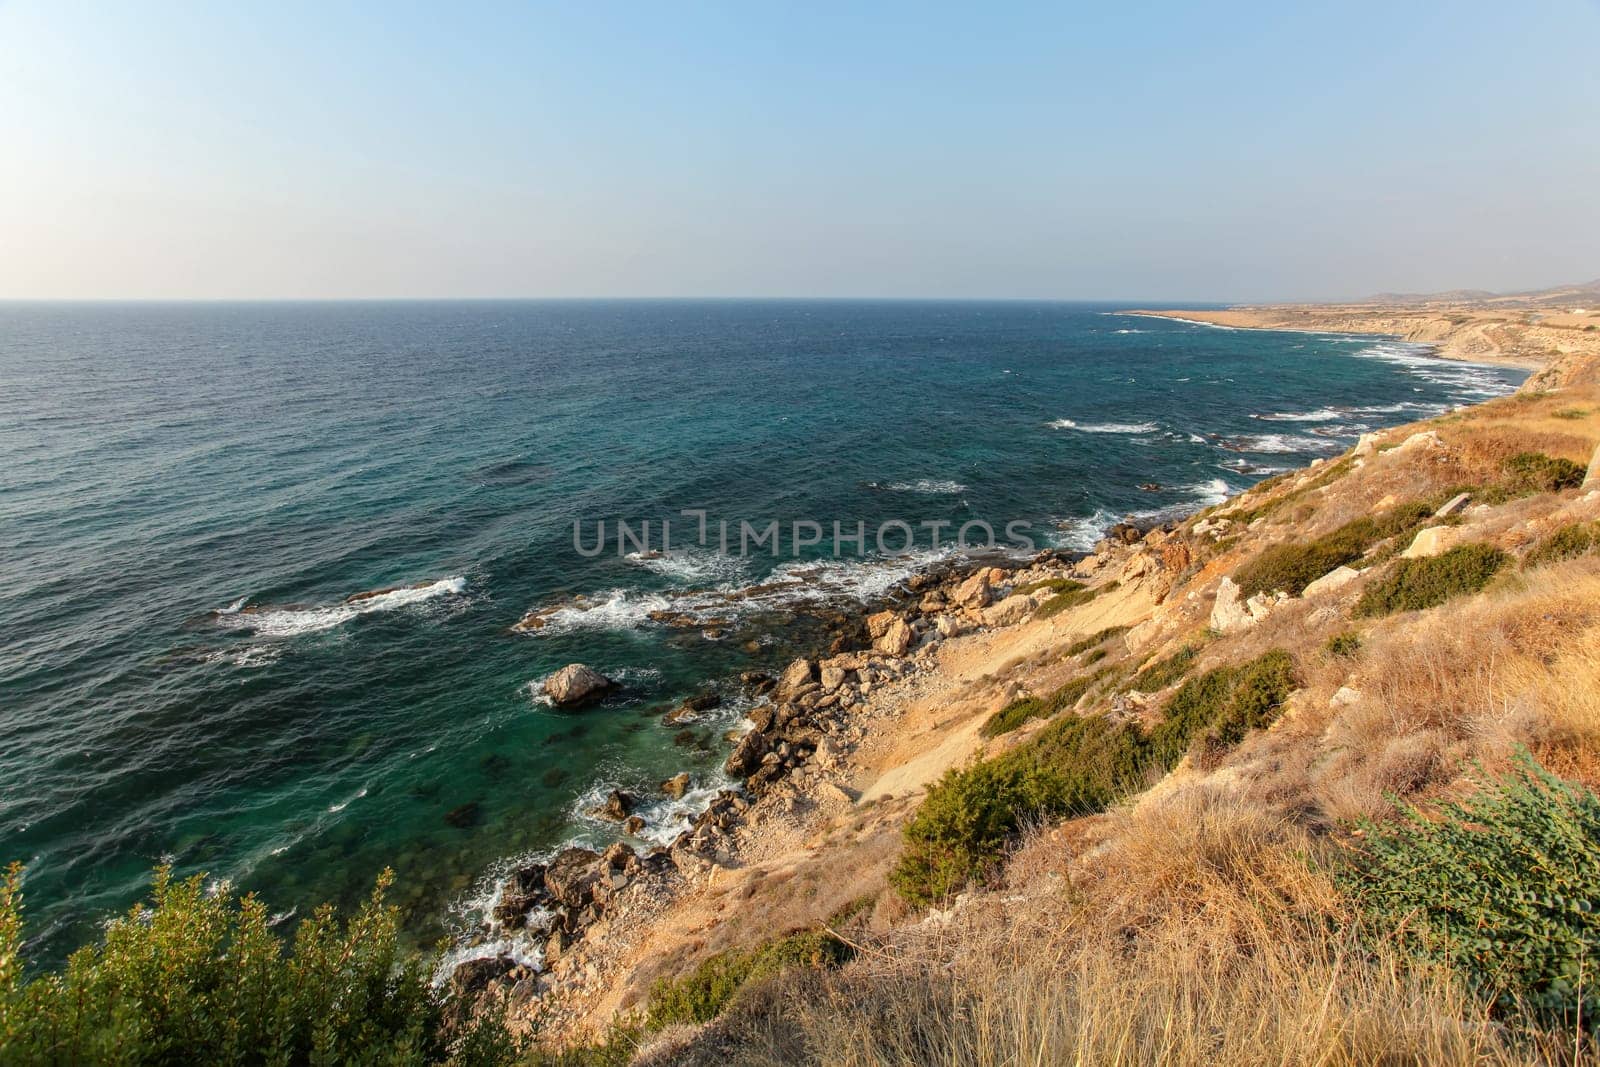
[3,1,1597,303]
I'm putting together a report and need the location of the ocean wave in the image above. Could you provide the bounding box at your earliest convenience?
[1218,457,1289,476]
[1055,508,1120,552]
[625,548,752,586]
[1218,433,1338,455]
[518,546,968,637]
[217,577,468,638]
[1347,343,1517,399]
[1252,408,1341,422]
[1048,419,1161,434]
[1129,478,1234,523]
[870,479,969,494]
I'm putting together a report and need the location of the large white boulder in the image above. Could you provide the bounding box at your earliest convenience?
[542,664,615,706]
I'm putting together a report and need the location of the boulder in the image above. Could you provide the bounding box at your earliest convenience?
[1354,432,1382,458]
[542,664,615,706]
[1401,525,1463,559]
[980,593,1033,627]
[661,771,692,799]
[725,729,771,777]
[934,614,966,638]
[865,610,898,640]
[1210,576,1258,634]
[622,815,646,835]
[1586,443,1600,490]
[874,617,914,656]
[952,571,992,609]
[1301,565,1360,598]
[1433,492,1472,518]
[591,789,636,821]
[543,847,603,908]
[1391,430,1443,457]
[775,658,815,698]
[450,955,516,998]
[819,666,846,692]
[1329,686,1362,708]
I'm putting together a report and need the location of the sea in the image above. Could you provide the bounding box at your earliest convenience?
[0,300,1525,966]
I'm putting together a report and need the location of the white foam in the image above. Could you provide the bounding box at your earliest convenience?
[1253,408,1341,422]
[1220,433,1337,455]
[624,548,752,586]
[1056,508,1120,552]
[1048,419,1160,434]
[876,479,969,494]
[1165,316,1240,330]
[221,577,467,638]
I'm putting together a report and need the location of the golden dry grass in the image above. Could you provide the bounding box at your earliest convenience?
[667,794,1568,1066]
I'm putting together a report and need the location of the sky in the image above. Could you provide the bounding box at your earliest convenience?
[1,1,1597,302]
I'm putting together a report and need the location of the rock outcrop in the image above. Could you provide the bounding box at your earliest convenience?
[542,664,616,706]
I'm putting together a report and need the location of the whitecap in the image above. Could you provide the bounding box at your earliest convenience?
[876,479,969,494]
[1252,408,1341,422]
[1048,419,1160,434]
[1219,433,1337,455]
[1055,508,1119,552]
[220,577,467,638]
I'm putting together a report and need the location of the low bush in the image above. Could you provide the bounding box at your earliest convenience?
[1017,577,1083,596]
[0,865,516,1065]
[1503,451,1586,494]
[1325,630,1361,658]
[1035,581,1115,618]
[1344,752,1600,1033]
[1524,521,1600,569]
[1064,625,1129,657]
[1234,505,1434,598]
[1147,649,1296,766]
[645,930,851,1028]
[982,664,1123,738]
[1129,645,1198,692]
[1354,543,1508,618]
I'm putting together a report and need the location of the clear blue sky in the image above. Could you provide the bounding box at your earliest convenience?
[2,1,1596,300]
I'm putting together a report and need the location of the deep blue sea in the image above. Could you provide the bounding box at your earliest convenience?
[0,300,1524,964]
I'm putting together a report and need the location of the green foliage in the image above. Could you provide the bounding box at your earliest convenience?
[1064,625,1128,657]
[1524,521,1600,569]
[1016,577,1083,596]
[0,864,517,1066]
[1034,581,1114,618]
[893,717,1149,906]
[1325,630,1362,658]
[980,664,1121,738]
[1233,504,1434,598]
[1503,451,1586,495]
[1343,753,1600,1032]
[896,649,1295,906]
[1128,645,1198,692]
[1354,543,1508,618]
[1552,407,1590,420]
[646,931,852,1028]
[1147,649,1296,766]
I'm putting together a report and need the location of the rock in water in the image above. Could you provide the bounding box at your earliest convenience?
[543,847,604,907]
[661,771,692,799]
[591,789,636,821]
[542,663,615,706]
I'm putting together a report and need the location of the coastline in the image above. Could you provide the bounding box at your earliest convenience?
[1120,305,1600,373]
[452,352,1560,1044]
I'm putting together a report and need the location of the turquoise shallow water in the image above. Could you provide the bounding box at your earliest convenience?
[0,300,1524,962]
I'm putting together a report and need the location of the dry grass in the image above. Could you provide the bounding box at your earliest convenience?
[671,793,1567,1066]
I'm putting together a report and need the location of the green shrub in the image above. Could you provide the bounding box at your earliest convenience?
[1035,581,1115,618]
[1524,521,1600,569]
[1552,407,1589,420]
[1354,544,1508,618]
[1129,645,1198,692]
[645,930,851,1028]
[1064,625,1128,657]
[896,649,1294,906]
[0,865,516,1066]
[893,716,1149,905]
[1233,505,1434,598]
[1147,649,1296,766]
[1504,451,1586,494]
[1343,753,1600,1032]
[981,696,1048,738]
[890,759,1075,906]
[981,664,1123,738]
[1016,577,1083,596]
[1325,630,1361,658]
